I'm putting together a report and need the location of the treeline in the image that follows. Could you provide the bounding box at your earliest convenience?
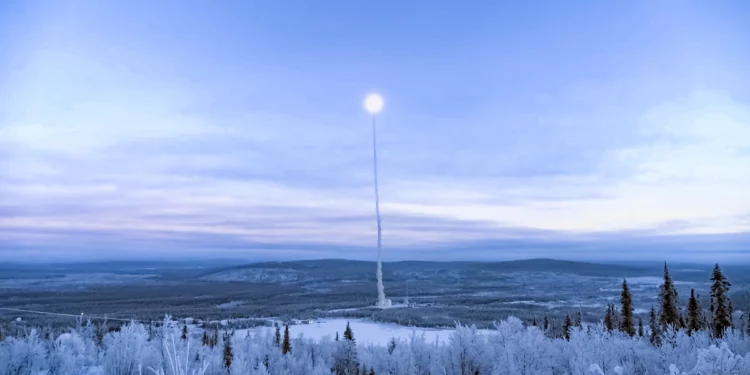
[534,263,748,343]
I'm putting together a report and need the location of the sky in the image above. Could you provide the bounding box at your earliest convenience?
[1,1,749,263]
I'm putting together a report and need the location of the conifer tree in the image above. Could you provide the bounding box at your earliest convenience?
[370,367,375,375]
[531,316,537,327]
[282,324,291,355]
[710,264,732,338]
[543,314,549,331]
[562,314,571,341]
[687,288,702,335]
[387,337,397,354]
[202,330,209,346]
[181,323,188,341]
[659,262,680,330]
[574,310,582,327]
[344,321,355,342]
[638,317,644,337]
[619,279,635,336]
[649,306,662,346]
[275,325,281,347]
[222,332,233,369]
[604,304,615,332]
[334,323,359,375]
[335,331,339,341]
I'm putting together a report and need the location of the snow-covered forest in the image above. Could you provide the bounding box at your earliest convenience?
[1,264,749,375]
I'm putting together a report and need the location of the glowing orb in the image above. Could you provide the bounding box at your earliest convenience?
[364,93,384,114]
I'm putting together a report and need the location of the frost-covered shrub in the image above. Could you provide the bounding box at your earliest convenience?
[103,322,154,375]
[1,316,750,375]
[48,331,91,374]
[0,329,48,375]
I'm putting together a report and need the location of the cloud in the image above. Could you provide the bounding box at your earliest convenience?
[1,0,749,262]
[2,88,749,261]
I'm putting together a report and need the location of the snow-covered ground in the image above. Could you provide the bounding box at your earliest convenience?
[243,318,477,346]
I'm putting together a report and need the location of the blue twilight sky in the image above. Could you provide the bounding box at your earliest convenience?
[1,1,749,263]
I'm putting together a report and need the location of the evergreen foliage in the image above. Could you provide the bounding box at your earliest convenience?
[562,314,571,341]
[222,331,233,369]
[344,322,355,342]
[687,288,702,335]
[282,324,292,355]
[659,262,681,330]
[710,264,732,338]
[604,304,615,332]
[619,279,635,336]
[649,306,662,346]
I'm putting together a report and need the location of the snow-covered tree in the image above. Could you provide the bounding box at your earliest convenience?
[660,263,681,330]
[650,306,662,346]
[620,279,635,336]
[710,264,732,338]
[687,288,703,335]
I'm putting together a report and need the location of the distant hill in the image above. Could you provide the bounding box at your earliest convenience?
[473,258,647,277]
[199,258,651,283]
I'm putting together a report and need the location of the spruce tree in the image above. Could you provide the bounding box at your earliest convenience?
[604,304,614,332]
[181,323,188,341]
[370,367,375,375]
[574,310,582,327]
[611,303,621,330]
[335,332,339,341]
[543,314,549,331]
[222,332,233,369]
[638,317,644,337]
[649,306,662,346]
[659,262,680,330]
[344,321,355,342]
[202,330,209,346]
[687,288,702,335]
[619,279,635,336]
[562,314,572,341]
[334,323,359,375]
[387,337,397,354]
[275,325,281,347]
[710,264,732,338]
[282,324,291,355]
[531,316,537,327]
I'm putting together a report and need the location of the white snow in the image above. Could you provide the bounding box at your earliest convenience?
[243,318,468,346]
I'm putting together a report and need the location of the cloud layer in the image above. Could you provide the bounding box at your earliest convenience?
[1,1,749,262]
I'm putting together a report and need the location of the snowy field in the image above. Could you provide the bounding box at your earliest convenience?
[243,318,477,346]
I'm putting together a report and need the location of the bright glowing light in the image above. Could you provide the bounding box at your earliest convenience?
[364,93,384,114]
